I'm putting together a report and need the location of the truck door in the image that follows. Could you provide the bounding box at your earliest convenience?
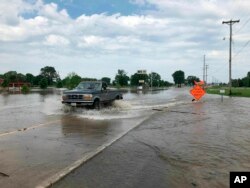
[101,83,108,101]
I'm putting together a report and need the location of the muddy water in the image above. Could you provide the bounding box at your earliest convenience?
[1,88,249,188]
[0,88,185,188]
[141,96,250,188]
[53,92,250,188]
[0,89,182,134]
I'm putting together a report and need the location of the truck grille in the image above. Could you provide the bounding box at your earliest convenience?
[67,95,83,100]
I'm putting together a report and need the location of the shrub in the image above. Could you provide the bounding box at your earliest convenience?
[39,78,48,89]
[21,85,30,93]
[56,80,63,88]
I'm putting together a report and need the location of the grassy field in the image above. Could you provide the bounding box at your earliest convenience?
[206,87,250,97]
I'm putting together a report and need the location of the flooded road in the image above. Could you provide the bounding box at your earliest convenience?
[53,93,250,188]
[0,88,250,188]
[0,89,181,134]
[0,88,183,188]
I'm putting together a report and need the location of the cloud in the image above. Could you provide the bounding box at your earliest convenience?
[38,2,70,22]
[44,34,70,46]
[0,0,250,82]
[129,0,146,6]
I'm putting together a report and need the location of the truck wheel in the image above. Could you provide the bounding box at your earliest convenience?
[93,99,100,110]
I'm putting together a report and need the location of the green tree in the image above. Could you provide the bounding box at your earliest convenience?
[63,72,82,89]
[172,70,185,87]
[81,77,97,81]
[242,77,250,87]
[56,79,63,88]
[149,72,161,87]
[16,73,26,82]
[158,80,173,87]
[21,85,30,93]
[26,73,35,86]
[232,79,243,87]
[40,66,58,86]
[34,75,43,86]
[186,76,200,86]
[115,70,129,86]
[130,73,149,86]
[101,77,111,85]
[164,81,173,87]
[1,79,9,87]
[232,72,250,87]
[1,71,18,87]
[112,80,116,86]
[0,74,3,87]
[39,78,48,89]
[247,71,250,78]
[4,71,17,83]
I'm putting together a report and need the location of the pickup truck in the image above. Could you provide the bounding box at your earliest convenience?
[62,81,123,109]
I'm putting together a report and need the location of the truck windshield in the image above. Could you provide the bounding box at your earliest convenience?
[76,82,101,90]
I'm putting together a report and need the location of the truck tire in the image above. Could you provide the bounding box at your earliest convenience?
[93,99,101,110]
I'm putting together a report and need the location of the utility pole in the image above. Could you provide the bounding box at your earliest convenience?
[222,19,240,95]
[203,55,205,82]
[151,72,153,90]
[205,64,209,85]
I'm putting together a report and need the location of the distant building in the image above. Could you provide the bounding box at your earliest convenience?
[137,70,147,74]
[136,70,148,90]
[8,82,31,91]
[0,78,4,85]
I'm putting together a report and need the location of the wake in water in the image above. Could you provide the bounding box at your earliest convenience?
[61,99,186,120]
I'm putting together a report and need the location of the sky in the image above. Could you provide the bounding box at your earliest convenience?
[0,0,250,83]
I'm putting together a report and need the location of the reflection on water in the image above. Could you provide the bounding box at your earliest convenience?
[60,116,110,138]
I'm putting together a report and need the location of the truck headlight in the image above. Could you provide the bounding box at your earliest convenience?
[62,95,67,100]
[83,94,92,100]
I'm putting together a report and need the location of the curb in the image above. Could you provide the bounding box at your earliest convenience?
[36,117,149,188]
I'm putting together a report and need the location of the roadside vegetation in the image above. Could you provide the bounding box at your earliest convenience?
[0,65,226,92]
[0,66,176,91]
[206,87,250,97]
[21,85,30,93]
[206,72,250,97]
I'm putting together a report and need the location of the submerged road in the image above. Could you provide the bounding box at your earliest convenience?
[0,88,182,188]
[0,88,250,188]
[52,95,250,188]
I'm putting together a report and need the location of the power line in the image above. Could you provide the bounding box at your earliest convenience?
[233,39,250,59]
[209,62,228,75]
[235,17,250,34]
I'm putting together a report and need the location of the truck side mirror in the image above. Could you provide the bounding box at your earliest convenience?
[102,83,107,90]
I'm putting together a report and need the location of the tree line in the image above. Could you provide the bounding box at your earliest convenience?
[232,72,250,87]
[0,66,60,89]
[0,66,201,89]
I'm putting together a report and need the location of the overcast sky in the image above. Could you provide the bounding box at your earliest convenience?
[1,0,250,82]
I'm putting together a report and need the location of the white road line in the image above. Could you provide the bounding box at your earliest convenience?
[0,120,61,137]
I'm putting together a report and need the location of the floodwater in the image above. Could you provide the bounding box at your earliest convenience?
[53,91,250,188]
[0,89,182,134]
[0,88,184,188]
[0,88,250,188]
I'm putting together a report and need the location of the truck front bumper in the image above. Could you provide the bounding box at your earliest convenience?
[62,100,94,107]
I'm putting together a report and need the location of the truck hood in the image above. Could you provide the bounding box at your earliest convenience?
[63,89,100,95]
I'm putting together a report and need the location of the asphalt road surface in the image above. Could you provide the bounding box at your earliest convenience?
[0,88,250,188]
[52,91,250,188]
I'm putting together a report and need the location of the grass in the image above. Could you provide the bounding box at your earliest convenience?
[206,87,250,97]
